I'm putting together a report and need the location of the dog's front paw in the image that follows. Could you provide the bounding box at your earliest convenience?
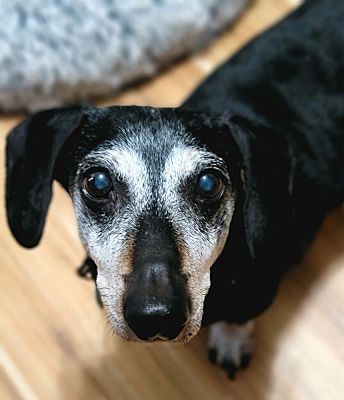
[77,257,103,308]
[208,320,254,379]
[78,257,98,281]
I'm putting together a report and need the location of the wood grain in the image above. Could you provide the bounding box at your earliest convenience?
[1,0,344,399]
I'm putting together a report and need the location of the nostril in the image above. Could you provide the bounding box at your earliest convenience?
[124,301,187,340]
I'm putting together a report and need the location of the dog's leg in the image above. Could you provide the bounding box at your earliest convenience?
[208,320,254,379]
[77,257,103,307]
[78,256,98,280]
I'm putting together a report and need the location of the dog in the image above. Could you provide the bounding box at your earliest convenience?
[5,0,344,379]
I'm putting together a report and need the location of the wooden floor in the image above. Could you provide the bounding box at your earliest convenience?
[1,0,344,399]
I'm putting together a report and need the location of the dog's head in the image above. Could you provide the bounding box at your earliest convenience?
[6,105,285,342]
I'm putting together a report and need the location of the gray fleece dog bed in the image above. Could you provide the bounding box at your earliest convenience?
[0,0,250,112]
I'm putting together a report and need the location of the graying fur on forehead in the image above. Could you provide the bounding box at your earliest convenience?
[79,113,227,185]
[110,112,198,171]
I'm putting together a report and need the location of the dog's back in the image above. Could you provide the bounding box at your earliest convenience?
[185,0,344,210]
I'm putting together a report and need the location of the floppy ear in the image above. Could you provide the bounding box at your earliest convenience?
[228,115,293,260]
[6,106,86,248]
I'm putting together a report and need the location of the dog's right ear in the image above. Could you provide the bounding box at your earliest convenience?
[6,106,86,248]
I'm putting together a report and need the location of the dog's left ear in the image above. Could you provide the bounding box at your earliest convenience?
[227,115,294,260]
[6,106,86,248]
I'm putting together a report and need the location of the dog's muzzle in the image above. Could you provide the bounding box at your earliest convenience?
[123,261,190,340]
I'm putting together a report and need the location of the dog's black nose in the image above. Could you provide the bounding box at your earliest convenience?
[124,299,187,340]
[124,257,190,340]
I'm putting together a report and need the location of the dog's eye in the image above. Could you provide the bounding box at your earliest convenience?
[196,171,225,201]
[83,171,113,199]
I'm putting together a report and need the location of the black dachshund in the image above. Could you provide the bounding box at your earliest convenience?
[6,0,344,378]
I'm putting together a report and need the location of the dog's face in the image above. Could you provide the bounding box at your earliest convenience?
[70,109,235,342]
[6,106,238,342]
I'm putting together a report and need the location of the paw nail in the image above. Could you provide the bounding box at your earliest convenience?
[208,348,217,364]
[240,354,252,369]
[222,361,237,380]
